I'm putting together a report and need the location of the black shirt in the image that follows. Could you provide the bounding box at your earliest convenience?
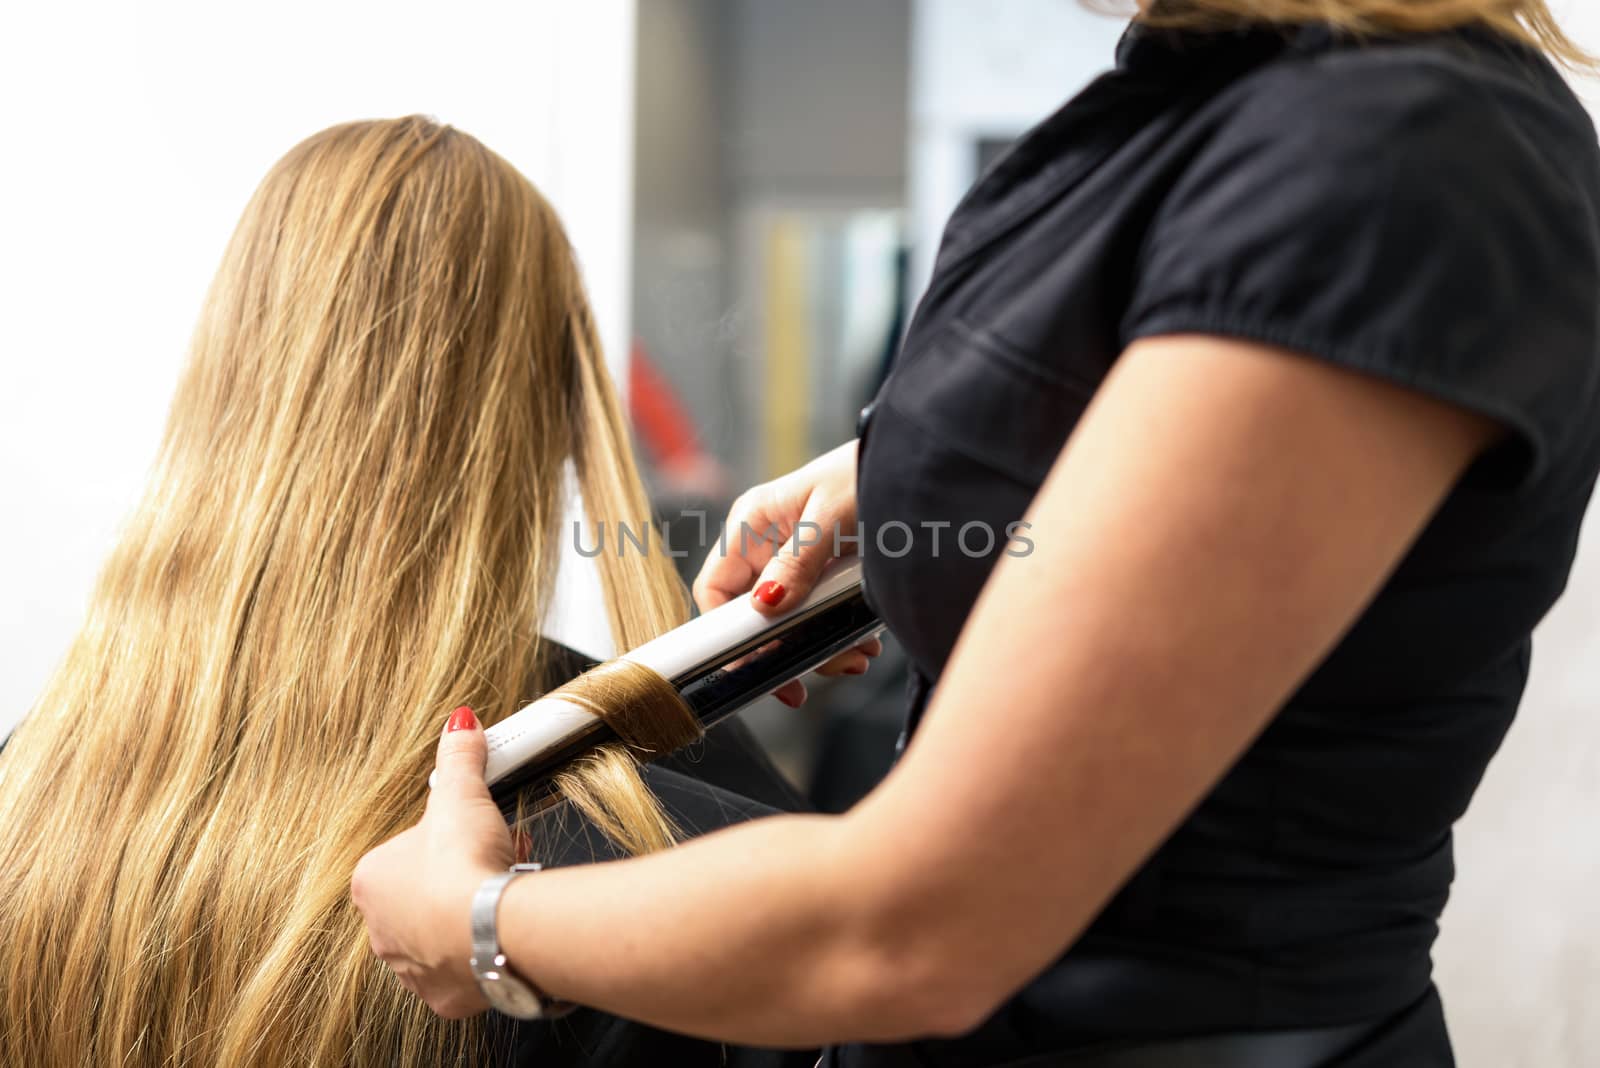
[851,20,1600,1065]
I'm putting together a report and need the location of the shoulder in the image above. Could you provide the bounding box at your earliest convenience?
[1208,27,1600,192]
[1125,28,1600,492]
[1144,26,1600,296]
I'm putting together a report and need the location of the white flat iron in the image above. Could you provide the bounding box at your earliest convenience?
[479,558,880,809]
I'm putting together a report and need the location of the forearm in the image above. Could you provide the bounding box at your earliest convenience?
[498,809,978,1046]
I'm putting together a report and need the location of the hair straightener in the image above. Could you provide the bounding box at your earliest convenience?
[481,558,881,813]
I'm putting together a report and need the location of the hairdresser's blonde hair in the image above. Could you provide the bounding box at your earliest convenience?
[1121,0,1595,70]
[0,117,689,1067]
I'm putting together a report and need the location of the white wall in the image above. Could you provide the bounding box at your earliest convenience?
[908,1,1600,1064]
[0,0,636,735]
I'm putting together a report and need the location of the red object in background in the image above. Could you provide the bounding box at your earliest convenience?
[628,341,732,499]
[629,340,704,473]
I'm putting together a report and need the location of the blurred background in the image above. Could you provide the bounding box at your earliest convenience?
[1,1,1596,1063]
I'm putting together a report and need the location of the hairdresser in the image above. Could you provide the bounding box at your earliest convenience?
[353,2,1600,1063]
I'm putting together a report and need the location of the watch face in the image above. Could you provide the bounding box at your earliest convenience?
[476,953,548,1019]
[487,974,548,1019]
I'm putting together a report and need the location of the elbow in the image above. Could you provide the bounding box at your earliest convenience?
[903,952,1013,1039]
[842,938,1010,1040]
[830,910,1017,1041]
[818,818,1075,1041]
[907,976,1009,1040]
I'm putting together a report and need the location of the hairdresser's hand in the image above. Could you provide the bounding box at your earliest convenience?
[352,707,511,1019]
[693,439,882,707]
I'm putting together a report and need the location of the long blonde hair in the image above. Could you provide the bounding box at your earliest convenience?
[1126,0,1596,70]
[0,116,689,1067]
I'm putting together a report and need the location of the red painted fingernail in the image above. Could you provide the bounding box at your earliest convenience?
[446,705,478,733]
[753,580,786,606]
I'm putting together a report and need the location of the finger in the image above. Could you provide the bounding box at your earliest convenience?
[748,492,851,616]
[814,650,872,677]
[434,989,490,1020]
[428,706,491,812]
[693,547,759,612]
[350,851,381,914]
[813,638,884,677]
[774,679,807,708]
[692,490,781,611]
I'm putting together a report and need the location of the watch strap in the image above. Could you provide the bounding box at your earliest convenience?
[469,862,575,1019]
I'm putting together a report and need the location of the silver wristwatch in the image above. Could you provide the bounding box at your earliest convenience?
[469,862,576,1020]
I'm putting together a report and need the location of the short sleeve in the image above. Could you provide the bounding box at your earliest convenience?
[1121,50,1600,491]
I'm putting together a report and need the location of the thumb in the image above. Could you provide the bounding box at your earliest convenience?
[428,705,491,811]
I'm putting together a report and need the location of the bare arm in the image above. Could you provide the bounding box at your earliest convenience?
[355,335,1499,1044]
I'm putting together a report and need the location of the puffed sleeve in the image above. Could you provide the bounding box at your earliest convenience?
[1120,51,1600,491]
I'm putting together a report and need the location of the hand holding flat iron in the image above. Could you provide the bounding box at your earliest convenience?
[692,439,882,706]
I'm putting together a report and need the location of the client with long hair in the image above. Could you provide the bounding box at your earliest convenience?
[0,116,808,1068]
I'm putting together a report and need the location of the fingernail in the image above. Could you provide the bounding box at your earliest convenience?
[446,705,479,733]
[753,580,786,607]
